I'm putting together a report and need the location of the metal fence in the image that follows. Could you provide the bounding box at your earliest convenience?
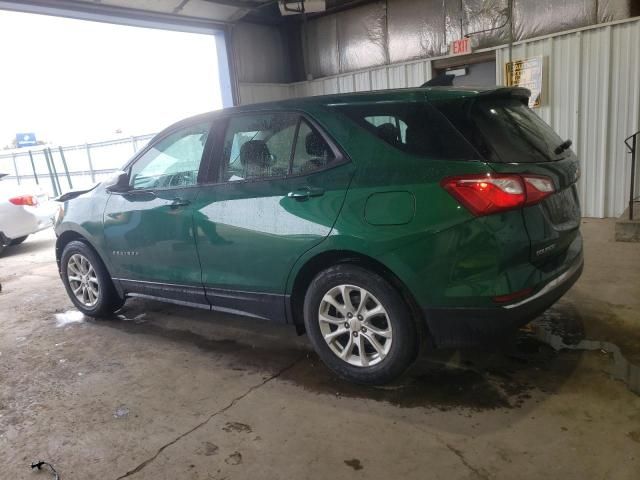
[0,134,155,197]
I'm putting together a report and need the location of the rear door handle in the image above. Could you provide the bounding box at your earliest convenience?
[287,187,325,200]
[169,198,191,209]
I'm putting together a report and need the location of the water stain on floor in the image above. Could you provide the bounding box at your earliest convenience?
[93,301,639,413]
[534,308,640,395]
[344,458,363,470]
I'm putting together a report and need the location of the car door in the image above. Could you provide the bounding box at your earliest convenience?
[103,120,213,306]
[192,111,354,320]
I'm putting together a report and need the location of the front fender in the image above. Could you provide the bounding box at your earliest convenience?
[54,185,112,273]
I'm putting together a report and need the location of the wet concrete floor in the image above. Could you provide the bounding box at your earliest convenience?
[1,220,639,479]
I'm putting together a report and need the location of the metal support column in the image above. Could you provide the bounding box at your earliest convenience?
[58,146,73,189]
[43,148,59,197]
[85,143,95,183]
[629,134,637,220]
[28,150,39,185]
[11,153,20,185]
[46,148,62,195]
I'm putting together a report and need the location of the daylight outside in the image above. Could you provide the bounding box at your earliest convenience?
[0,1,639,480]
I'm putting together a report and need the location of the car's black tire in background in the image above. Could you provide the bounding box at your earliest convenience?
[9,235,28,245]
[60,240,124,317]
[303,264,419,385]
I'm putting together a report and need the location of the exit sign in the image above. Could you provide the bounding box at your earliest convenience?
[450,38,472,56]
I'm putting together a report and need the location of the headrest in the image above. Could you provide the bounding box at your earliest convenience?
[376,123,400,145]
[305,131,326,157]
[240,140,271,167]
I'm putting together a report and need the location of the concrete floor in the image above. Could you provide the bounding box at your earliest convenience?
[1,219,639,480]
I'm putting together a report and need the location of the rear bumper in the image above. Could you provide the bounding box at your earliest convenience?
[424,252,584,348]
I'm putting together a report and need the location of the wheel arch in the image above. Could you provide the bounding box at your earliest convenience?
[56,229,110,275]
[56,228,124,299]
[288,250,427,340]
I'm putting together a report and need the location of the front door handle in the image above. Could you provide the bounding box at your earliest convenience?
[169,198,191,209]
[287,187,325,201]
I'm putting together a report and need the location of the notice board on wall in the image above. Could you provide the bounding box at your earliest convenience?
[505,56,544,108]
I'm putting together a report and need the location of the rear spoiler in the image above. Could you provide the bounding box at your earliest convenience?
[421,74,455,87]
[419,79,531,103]
[477,87,531,101]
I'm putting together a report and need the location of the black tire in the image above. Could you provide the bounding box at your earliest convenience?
[60,240,125,317]
[9,235,28,246]
[303,264,419,385]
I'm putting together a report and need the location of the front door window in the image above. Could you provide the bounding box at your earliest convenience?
[130,122,210,190]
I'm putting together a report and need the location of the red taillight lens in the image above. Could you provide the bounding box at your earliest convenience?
[441,174,525,216]
[441,174,555,216]
[9,195,38,206]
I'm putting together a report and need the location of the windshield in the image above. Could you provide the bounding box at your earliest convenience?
[434,97,568,163]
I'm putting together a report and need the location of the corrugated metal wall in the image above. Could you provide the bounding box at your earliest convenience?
[238,18,640,218]
[231,22,293,83]
[495,19,640,218]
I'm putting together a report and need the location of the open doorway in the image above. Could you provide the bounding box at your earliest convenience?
[0,9,231,196]
[433,51,497,87]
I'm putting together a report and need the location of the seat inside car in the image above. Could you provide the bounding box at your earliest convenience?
[300,131,330,172]
[240,140,272,178]
[376,123,401,146]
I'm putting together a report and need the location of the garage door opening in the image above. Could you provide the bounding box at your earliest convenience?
[0,9,231,195]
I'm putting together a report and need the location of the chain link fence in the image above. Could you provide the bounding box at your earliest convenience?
[0,134,155,197]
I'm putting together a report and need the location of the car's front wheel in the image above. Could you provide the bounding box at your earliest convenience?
[60,240,124,317]
[303,264,419,385]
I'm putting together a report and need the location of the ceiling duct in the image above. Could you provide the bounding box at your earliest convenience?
[279,0,326,15]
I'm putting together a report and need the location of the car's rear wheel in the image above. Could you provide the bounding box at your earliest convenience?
[9,235,28,246]
[303,264,419,385]
[60,240,124,317]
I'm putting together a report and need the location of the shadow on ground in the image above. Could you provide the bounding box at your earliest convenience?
[85,297,637,421]
[0,235,55,258]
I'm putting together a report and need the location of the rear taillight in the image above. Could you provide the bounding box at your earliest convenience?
[9,195,38,206]
[441,174,555,216]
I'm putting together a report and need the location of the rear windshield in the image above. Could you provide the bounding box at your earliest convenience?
[433,97,568,163]
[332,102,478,161]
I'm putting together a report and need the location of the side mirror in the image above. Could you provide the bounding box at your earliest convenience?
[105,171,131,193]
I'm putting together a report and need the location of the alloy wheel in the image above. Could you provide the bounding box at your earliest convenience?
[67,253,100,307]
[318,284,392,367]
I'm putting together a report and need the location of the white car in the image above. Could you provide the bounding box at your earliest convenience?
[0,173,56,254]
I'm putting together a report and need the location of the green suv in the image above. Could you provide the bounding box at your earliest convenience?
[55,87,583,384]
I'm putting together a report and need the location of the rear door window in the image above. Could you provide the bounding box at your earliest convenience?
[291,120,336,175]
[434,97,568,163]
[219,113,339,182]
[333,102,478,161]
[221,113,298,181]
